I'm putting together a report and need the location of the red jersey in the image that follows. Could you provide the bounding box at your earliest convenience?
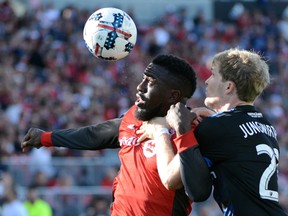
[111,105,192,216]
[42,105,195,215]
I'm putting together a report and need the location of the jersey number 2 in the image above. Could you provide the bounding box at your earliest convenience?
[256,144,279,201]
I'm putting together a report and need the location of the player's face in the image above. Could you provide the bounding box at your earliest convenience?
[204,62,228,111]
[134,63,174,121]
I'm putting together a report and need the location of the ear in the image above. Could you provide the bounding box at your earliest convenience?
[225,81,236,95]
[169,89,182,103]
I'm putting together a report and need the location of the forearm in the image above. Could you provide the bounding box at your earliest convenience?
[180,147,212,202]
[45,118,121,150]
[155,133,182,190]
[174,130,212,202]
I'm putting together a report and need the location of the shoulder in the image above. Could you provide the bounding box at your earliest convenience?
[34,199,52,211]
[210,109,236,118]
[123,105,136,116]
[195,110,235,135]
[200,109,240,124]
[198,111,226,124]
[121,105,138,123]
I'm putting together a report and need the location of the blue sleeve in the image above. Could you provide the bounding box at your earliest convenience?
[179,145,212,202]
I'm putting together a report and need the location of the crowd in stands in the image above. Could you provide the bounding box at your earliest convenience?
[0,0,287,215]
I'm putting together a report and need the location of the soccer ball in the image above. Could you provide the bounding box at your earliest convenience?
[83,7,137,61]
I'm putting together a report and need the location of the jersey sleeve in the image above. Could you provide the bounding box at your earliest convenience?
[173,127,198,153]
[42,118,121,150]
[180,146,212,202]
[174,129,213,202]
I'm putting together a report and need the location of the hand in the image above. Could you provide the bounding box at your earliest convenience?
[191,107,215,119]
[136,117,169,143]
[21,128,45,152]
[166,102,196,136]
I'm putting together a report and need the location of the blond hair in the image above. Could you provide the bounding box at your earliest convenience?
[213,48,270,102]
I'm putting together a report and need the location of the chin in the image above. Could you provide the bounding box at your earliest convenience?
[134,106,161,121]
[204,98,210,107]
[205,98,222,112]
[204,98,215,109]
[134,107,150,121]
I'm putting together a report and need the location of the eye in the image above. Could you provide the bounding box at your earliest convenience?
[141,75,149,82]
[143,74,156,84]
[148,77,157,85]
[147,76,155,82]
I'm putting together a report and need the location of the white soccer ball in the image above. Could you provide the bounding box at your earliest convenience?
[83,7,137,61]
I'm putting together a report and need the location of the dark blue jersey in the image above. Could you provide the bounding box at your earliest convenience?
[194,105,286,216]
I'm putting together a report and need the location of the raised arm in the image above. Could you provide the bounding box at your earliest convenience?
[175,130,212,201]
[138,118,183,190]
[166,103,212,201]
[137,103,212,201]
[21,118,122,152]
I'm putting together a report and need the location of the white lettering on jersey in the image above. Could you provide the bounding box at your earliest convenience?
[127,124,136,130]
[239,122,277,140]
[119,137,140,146]
[247,112,263,118]
[119,137,156,158]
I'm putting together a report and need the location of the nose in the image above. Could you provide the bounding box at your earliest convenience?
[205,76,211,86]
[136,79,147,93]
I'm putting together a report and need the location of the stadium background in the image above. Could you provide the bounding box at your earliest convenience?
[0,0,288,215]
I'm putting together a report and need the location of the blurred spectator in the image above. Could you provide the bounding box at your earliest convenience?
[23,185,52,216]
[0,166,7,206]
[29,148,54,178]
[100,166,119,188]
[80,196,110,216]
[0,1,287,215]
[1,186,28,216]
[30,170,49,187]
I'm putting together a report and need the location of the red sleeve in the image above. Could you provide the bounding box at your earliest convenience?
[41,132,53,147]
[173,127,198,153]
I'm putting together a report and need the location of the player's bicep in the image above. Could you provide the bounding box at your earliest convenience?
[166,154,183,189]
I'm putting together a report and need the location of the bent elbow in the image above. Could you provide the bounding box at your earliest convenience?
[188,183,212,202]
[162,178,173,190]
[162,178,183,190]
[192,188,211,202]
[163,183,172,190]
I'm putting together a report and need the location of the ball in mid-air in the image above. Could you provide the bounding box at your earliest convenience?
[83,7,137,61]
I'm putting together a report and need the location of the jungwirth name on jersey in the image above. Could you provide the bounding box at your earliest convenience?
[239,121,277,140]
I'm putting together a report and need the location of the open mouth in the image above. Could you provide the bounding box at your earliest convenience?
[135,93,146,108]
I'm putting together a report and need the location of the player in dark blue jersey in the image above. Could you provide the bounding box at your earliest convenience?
[139,48,287,215]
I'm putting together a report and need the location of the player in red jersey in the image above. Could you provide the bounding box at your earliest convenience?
[21,54,212,216]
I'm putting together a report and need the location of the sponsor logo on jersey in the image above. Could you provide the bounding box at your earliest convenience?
[119,137,156,157]
[247,112,263,118]
[119,136,140,146]
[143,140,156,158]
[127,124,136,130]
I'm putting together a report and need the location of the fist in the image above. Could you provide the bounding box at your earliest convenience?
[21,128,45,152]
[166,102,196,136]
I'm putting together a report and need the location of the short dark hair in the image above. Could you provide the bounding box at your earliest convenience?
[152,55,197,99]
